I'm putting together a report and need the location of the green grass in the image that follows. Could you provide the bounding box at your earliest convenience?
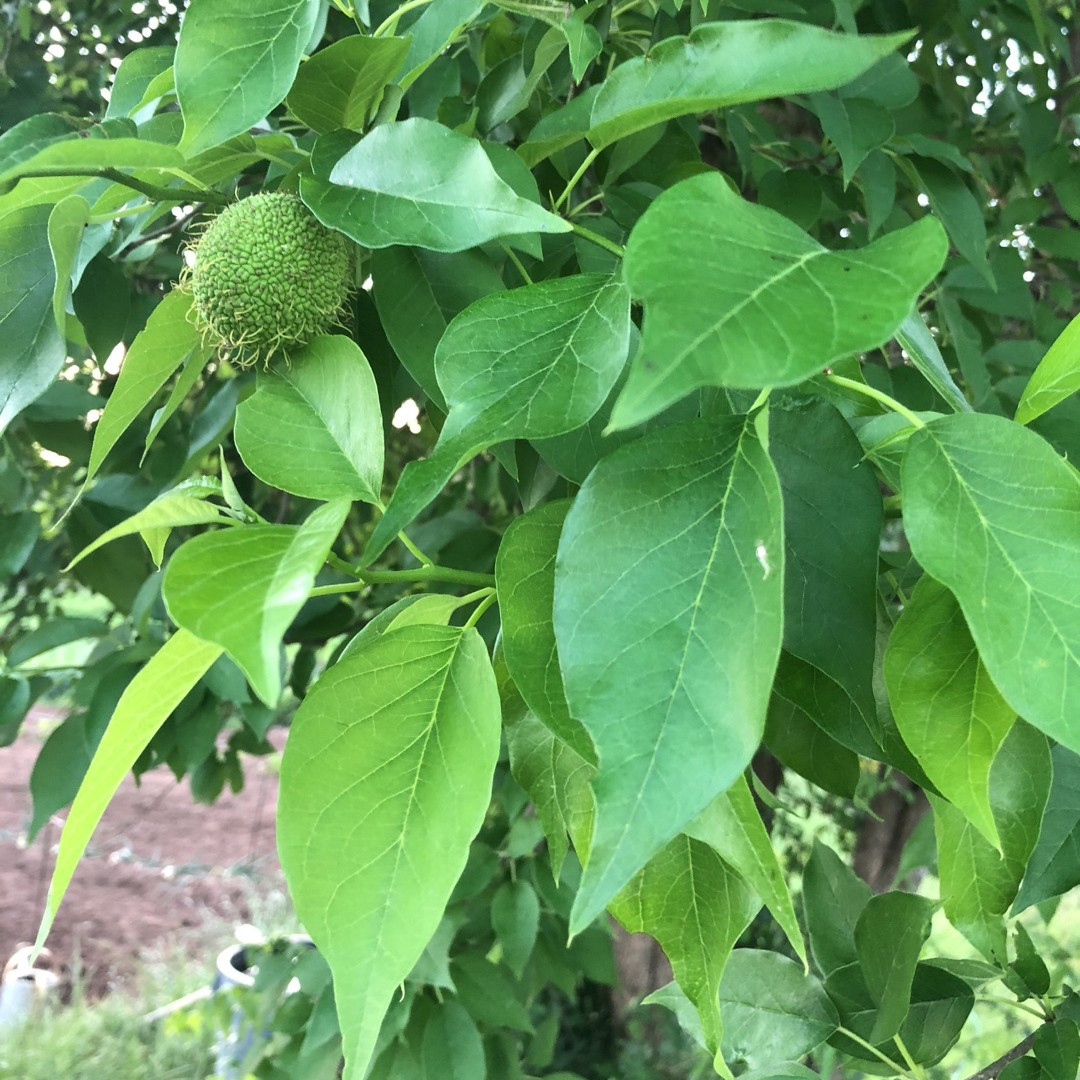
[0,885,300,1080]
[1,860,1073,1080]
[0,947,217,1080]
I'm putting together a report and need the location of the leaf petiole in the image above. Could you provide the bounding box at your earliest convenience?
[825,373,927,429]
[893,1034,927,1080]
[373,0,436,37]
[554,146,601,212]
[463,590,498,629]
[976,993,1052,1022]
[570,222,626,259]
[835,1025,915,1076]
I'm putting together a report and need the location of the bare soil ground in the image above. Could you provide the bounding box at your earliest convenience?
[0,710,283,997]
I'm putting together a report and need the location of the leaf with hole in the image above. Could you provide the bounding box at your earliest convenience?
[554,415,784,933]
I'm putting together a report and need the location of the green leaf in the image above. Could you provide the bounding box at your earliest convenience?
[421,999,486,1080]
[561,2,603,83]
[642,982,707,1050]
[717,950,838,1072]
[764,690,861,798]
[370,246,504,408]
[855,892,935,1042]
[0,114,82,178]
[301,118,569,253]
[47,195,90,330]
[770,399,882,733]
[0,675,31,747]
[518,86,598,167]
[7,618,110,669]
[234,335,384,504]
[365,274,630,563]
[491,880,540,978]
[105,46,174,119]
[1034,1019,1080,1080]
[288,35,410,134]
[496,500,595,763]
[175,0,321,155]
[66,489,236,570]
[587,20,910,149]
[451,954,533,1033]
[399,0,486,88]
[0,511,39,579]
[687,778,807,968]
[277,625,500,1080]
[143,347,206,460]
[504,709,595,881]
[802,840,871,978]
[1015,310,1080,426]
[933,721,1051,964]
[902,414,1080,752]
[812,94,894,188]
[610,834,759,1070]
[554,415,784,933]
[0,138,183,193]
[613,174,947,428]
[893,309,972,414]
[163,500,349,705]
[0,204,65,434]
[827,961,973,1068]
[912,158,993,287]
[885,574,1016,848]
[84,289,209,486]
[1013,744,1080,912]
[34,630,223,952]
[1006,924,1051,999]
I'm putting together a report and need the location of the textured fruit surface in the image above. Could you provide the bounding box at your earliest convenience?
[188,192,351,365]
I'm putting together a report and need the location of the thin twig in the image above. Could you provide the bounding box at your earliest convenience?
[962,1030,1040,1080]
[117,202,204,258]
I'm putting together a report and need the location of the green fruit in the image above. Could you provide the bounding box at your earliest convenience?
[186,192,351,366]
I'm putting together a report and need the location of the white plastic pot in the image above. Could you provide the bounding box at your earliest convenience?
[211,933,314,1077]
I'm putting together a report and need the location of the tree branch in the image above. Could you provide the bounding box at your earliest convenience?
[9,168,231,206]
[962,1030,1039,1080]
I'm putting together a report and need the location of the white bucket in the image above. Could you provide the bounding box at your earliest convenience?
[0,948,61,1034]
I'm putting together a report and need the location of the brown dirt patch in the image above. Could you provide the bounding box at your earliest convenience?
[0,710,283,997]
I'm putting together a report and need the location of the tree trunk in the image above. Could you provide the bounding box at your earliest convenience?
[852,772,929,893]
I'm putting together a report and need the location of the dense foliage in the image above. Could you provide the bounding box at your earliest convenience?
[1,0,1079,1078]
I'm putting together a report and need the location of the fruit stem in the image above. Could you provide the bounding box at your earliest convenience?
[10,168,232,206]
[570,222,625,259]
[824,374,926,430]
